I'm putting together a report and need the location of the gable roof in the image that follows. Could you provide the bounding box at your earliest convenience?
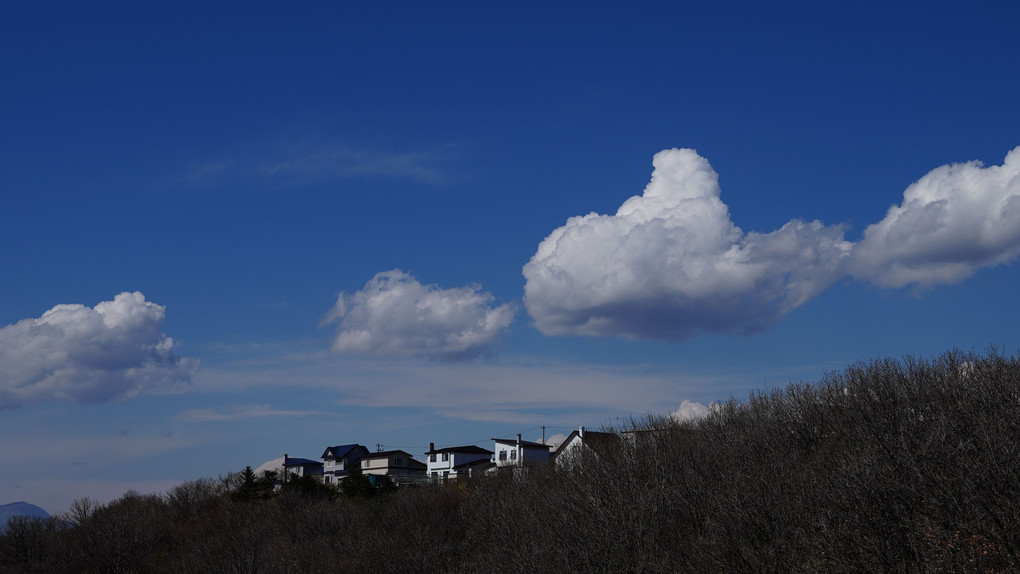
[321,444,368,459]
[553,430,620,459]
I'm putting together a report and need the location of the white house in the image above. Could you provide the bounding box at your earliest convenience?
[491,434,552,467]
[320,444,370,486]
[424,443,494,481]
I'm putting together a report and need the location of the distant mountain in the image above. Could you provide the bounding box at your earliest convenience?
[0,502,50,532]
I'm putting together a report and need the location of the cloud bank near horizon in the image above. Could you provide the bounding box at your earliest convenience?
[0,292,199,409]
[524,147,1020,341]
[323,269,516,361]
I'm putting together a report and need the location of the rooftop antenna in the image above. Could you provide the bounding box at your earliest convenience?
[376,443,383,452]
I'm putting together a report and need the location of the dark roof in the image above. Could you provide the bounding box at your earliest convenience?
[283,457,323,467]
[453,459,496,471]
[362,449,414,459]
[321,444,368,459]
[491,438,553,450]
[425,445,494,455]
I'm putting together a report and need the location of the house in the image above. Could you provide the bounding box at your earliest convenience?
[359,450,427,485]
[491,434,553,467]
[282,454,323,481]
[320,444,370,486]
[424,443,494,481]
[552,426,620,466]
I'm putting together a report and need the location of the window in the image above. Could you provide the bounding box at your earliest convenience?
[510,450,517,461]
[430,454,436,463]
[363,460,370,468]
[395,458,404,466]
[326,460,333,467]
[499,451,507,461]
[441,452,449,461]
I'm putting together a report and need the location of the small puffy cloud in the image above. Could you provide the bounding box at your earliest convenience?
[524,148,851,340]
[851,147,1020,288]
[0,292,198,409]
[670,399,711,421]
[323,270,516,361]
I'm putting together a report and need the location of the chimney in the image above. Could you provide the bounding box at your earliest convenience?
[579,426,585,439]
[516,433,521,445]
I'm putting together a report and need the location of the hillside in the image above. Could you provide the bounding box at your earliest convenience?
[1,348,1018,573]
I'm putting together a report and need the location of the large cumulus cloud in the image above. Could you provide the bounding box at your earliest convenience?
[323,270,516,361]
[523,148,852,340]
[0,292,198,409]
[851,147,1020,288]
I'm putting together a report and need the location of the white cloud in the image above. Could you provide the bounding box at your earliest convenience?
[851,147,1020,288]
[523,148,852,340]
[0,292,198,408]
[323,270,516,361]
[670,399,711,421]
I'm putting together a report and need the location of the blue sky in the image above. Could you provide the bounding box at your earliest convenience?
[2,1,1019,514]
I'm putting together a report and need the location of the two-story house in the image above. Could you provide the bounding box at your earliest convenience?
[320,444,371,486]
[359,450,427,485]
[491,434,553,467]
[424,443,494,481]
